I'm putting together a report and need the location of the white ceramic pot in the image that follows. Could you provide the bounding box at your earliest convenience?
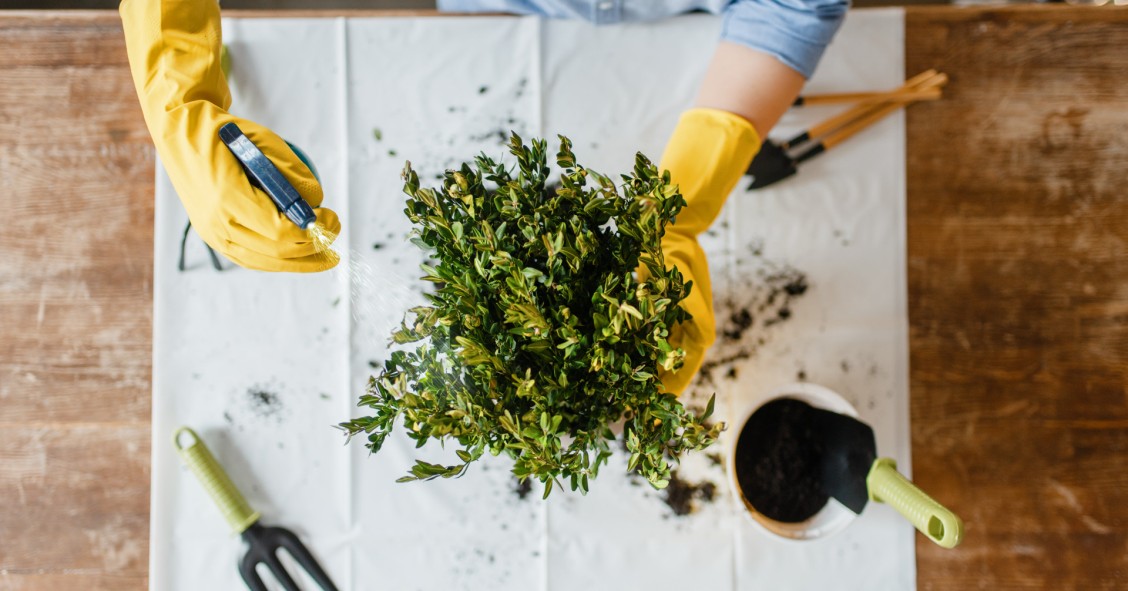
[727,382,858,541]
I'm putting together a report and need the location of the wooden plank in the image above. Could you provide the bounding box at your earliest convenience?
[4,7,1128,591]
[0,64,153,423]
[0,426,150,575]
[0,574,148,591]
[0,12,152,591]
[905,5,1128,590]
[0,13,130,67]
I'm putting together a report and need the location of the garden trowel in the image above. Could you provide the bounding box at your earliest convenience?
[811,408,964,548]
[745,69,947,191]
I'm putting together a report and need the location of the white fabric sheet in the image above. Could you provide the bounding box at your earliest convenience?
[152,10,912,590]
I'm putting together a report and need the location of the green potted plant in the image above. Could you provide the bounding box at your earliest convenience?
[340,134,723,497]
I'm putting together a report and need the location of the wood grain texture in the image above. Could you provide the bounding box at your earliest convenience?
[905,5,1128,590]
[3,6,1127,591]
[0,12,152,591]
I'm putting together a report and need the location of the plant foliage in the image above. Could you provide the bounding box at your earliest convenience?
[340,134,722,497]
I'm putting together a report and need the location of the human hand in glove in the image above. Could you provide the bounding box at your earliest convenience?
[120,0,340,272]
[643,44,806,396]
[641,108,761,396]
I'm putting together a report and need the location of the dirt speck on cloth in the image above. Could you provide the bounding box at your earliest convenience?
[513,477,533,500]
[661,471,719,517]
[221,380,290,432]
[691,241,811,392]
[408,79,534,180]
[246,385,284,421]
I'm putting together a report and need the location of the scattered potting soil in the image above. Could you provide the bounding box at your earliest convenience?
[721,308,754,341]
[696,350,753,387]
[222,381,288,431]
[246,384,284,421]
[620,454,722,517]
[760,271,807,328]
[407,78,536,181]
[513,477,533,500]
[734,398,827,523]
[691,244,810,390]
[661,472,718,517]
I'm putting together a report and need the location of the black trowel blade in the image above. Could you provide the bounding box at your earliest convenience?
[745,140,798,190]
[812,408,878,514]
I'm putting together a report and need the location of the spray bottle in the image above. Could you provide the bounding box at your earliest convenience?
[218,121,320,230]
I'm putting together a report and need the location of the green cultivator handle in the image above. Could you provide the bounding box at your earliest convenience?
[173,427,261,535]
[866,458,964,548]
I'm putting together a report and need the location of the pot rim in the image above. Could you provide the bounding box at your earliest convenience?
[726,381,858,541]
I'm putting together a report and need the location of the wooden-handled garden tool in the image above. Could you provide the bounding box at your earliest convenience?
[792,87,941,107]
[746,70,948,190]
[173,427,339,590]
[811,409,964,548]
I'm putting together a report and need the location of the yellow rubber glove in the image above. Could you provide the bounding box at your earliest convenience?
[642,108,761,396]
[120,0,340,272]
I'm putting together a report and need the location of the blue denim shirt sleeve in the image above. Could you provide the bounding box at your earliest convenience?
[721,0,848,79]
[437,0,849,78]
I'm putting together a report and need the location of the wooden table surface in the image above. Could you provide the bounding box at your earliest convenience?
[2,6,1126,590]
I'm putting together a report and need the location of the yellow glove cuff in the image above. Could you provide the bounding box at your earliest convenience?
[660,108,761,236]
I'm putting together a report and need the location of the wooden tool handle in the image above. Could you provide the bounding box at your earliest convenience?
[799,70,943,144]
[819,101,908,150]
[819,73,948,150]
[795,88,942,106]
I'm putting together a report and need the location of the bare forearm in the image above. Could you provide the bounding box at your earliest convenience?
[693,41,806,136]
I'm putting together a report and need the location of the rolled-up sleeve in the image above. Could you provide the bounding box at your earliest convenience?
[436,0,849,78]
[721,0,849,79]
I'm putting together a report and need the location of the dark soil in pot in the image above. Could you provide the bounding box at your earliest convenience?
[734,398,828,523]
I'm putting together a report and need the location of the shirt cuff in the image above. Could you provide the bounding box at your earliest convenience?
[721,0,850,79]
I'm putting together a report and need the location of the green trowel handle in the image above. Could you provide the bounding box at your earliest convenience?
[866,458,964,549]
[173,427,260,535]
